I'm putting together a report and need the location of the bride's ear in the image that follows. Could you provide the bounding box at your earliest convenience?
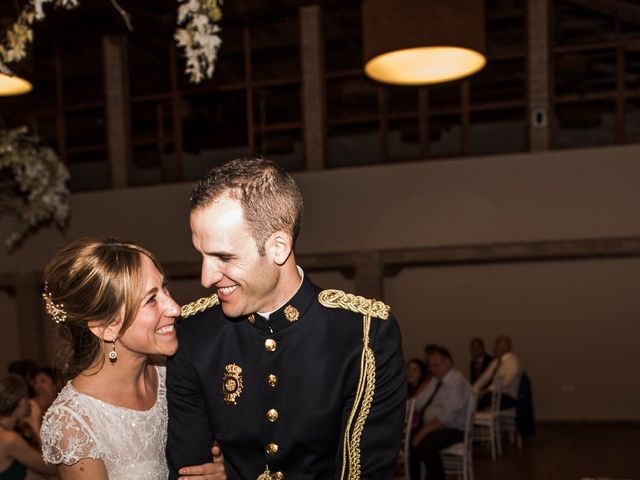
[88,318,122,342]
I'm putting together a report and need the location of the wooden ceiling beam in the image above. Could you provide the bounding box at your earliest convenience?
[563,0,640,28]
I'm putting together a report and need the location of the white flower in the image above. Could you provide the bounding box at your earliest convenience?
[60,0,80,9]
[174,29,193,48]
[33,0,52,20]
[177,0,201,23]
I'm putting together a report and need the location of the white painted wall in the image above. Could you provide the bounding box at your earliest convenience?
[1,144,639,420]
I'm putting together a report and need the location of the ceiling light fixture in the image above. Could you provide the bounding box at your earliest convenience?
[363,0,486,86]
[0,73,33,96]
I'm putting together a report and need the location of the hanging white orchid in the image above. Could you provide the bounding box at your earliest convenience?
[175,0,223,83]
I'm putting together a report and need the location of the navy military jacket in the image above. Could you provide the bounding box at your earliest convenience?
[166,274,405,479]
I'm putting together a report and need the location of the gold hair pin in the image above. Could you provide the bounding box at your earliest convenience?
[42,284,67,324]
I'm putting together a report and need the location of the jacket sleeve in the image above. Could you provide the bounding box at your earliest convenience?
[337,314,406,479]
[166,326,216,479]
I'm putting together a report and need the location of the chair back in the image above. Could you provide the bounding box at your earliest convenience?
[396,397,415,479]
[491,377,503,412]
[464,389,477,452]
[440,387,476,480]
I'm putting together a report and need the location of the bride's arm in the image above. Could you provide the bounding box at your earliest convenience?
[57,458,108,480]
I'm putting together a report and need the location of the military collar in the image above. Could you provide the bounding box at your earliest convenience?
[245,272,316,334]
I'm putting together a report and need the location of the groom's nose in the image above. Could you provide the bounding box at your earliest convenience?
[200,257,223,288]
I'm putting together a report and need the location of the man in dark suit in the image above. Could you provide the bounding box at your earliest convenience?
[166,157,405,480]
[469,337,493,384]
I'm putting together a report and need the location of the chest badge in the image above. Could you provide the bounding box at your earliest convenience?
[222,363,244,405]
[284,304,299,322]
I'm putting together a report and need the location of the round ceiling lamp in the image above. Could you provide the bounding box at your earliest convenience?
[0,73,33,96]
[363,0,486,86]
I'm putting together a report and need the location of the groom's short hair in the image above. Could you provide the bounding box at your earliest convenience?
[190,157,304,255]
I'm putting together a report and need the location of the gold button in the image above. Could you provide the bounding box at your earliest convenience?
[267,374,278,387]
[266,442,279,455]
[273,472,284,480]
[266,408,279,422]
[265,338,277,352]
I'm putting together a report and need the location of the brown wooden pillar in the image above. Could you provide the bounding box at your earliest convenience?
[300,5,327,170]
[103,35,132,188]
[528,0,551,150]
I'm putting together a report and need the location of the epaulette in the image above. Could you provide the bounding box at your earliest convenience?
[317,289,390,320]
[180,294,220,318]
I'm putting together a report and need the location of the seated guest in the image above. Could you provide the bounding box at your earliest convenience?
[411,346,471,480]
[423,343,438,365]
[6,360,42,447]
[31,367,61,421]
[469,337,493,384]
[474,334,522,410]
[6,361,39,399]
[0,375,57,480]
[406,358,430,399]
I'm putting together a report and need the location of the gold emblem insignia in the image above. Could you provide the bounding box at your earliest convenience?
[284,304,299,322]
[257,468,272,480]
[222,363,243,405]
[248,314,256,324]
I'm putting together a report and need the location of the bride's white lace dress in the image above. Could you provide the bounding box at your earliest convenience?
[40,366,168,480]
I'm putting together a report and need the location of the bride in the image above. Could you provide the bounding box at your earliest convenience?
[39,238,225,480]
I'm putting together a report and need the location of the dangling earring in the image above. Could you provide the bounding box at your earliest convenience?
[108,339,118,364]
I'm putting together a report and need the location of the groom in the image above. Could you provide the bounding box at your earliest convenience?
[166,157,405,479]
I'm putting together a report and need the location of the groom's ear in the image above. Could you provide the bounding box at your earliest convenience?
[266,230,293,266]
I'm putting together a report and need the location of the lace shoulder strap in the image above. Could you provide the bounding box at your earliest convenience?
[41,390,102,465]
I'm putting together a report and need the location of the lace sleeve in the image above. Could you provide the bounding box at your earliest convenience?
[41,403,102,465]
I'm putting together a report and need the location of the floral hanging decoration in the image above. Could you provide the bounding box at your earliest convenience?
[0,0,222,84]
[175,0,223,83]
[0,1,79,75]
[0,127,70,249]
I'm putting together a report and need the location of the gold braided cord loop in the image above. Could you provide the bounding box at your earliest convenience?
[180,293,220,318]
[341,321,368,480]
[318,289,390,320]
[348,347,376,478]
[339,297,378,480]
